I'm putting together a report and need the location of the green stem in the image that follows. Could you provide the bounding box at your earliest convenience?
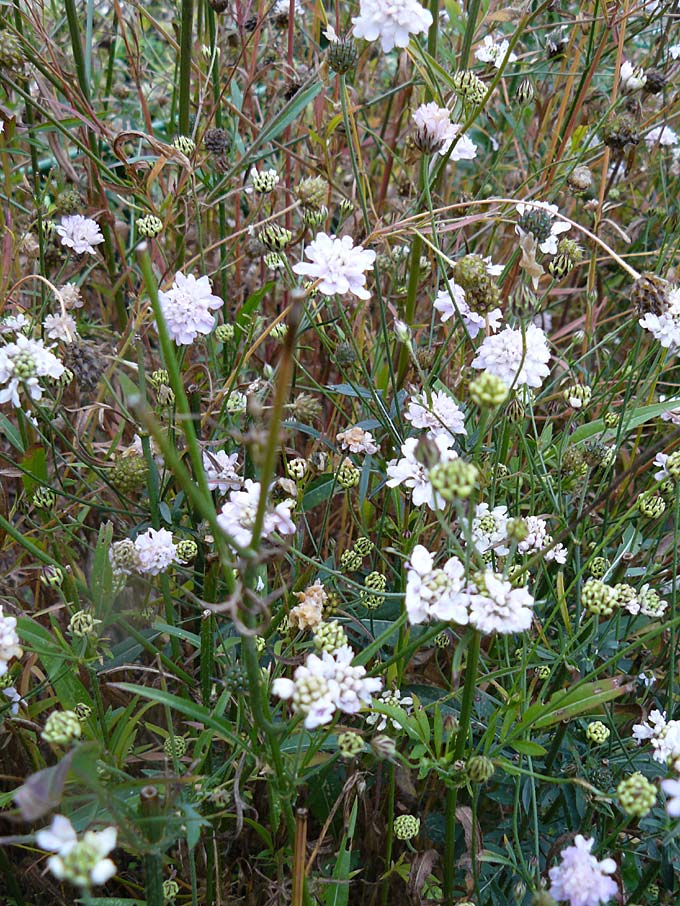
[444,630,482,905]
[179,0,194,135]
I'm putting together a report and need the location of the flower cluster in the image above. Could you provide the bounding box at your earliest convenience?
[0,333,65,407]
[216,479,296,548]
[272,645,382,729]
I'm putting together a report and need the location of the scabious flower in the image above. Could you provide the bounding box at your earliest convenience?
[56,215,105,255]
[292,233,376,300]
[548,835,618,906]
[632,709,680,765]
[43,312,78,343]
[660,395,680,424]
[0,313,29,335]
[639,287,680,352]
[517,516,568,563]
[366,688,414,731]
[468,571,535,634]
[620,60,646,92]
[404,389,467,439]
[272,645,382,729]
[216,478,296,548]
[157,272,224,345]
[645,124,679,148]
[470,503,510,555]
[515,201,571,255]
[404,544,469,625]
[471,324,551,389]
[36,815,117,889]
[433,284,503,336]
[202,449,241,494]
[474,35,517,68]
[0,606,22,676]
[662,777,680,817]
[352,0,433,53]
[0,333,65,407]
[337,426,379,454]
[411,103,477,158]
[386,435,458,509]
[133,527,178,576]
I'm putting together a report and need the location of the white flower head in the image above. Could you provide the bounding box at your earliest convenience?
[386,434,457,510]
[405,544,469,625]
[620,60,646,92]
[273,645,382,729]
[0,606,22,676]
[56,215,105,255]
[515,200,570,255]
[352,0,433,54]
[216,478,296,549]
[292,233,376,300]
[133,527,178,575]
[659,395,680,424]
[0,333,65,408]
[471,324,551,389]
[518,516,567,563]
[202,449,241,494]
[366,688,414,731]
[468,571,534,634]
[157,271,224,345]
[548,835,618,906]
[0,313,29,335]
[411,103,477,159]
[670,43,680,60]
[37,815,117,888]
[662,777,680,818]
[43,312,78,343]
[433,284,503,336]
[336,426,379,455]
[404,389,467,440]
[470,503,509,555]
[474,35,517,68]
[645,124,679,149]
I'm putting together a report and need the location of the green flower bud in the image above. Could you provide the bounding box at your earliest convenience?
[164,735,188,759]
[586,720,610,744]
[582,578,617,617]
[337,459,360,489]
[313,620,348,653]
[393,814,420,841]
[176,539,198,563]
[172,135,196,156]
[68,610,100,638]
[337,730,364,759]
[328,34,358,75]
[637,491,666,519]
[588,556,610,579]
[469,371,509,407]
[215,323,234,343]
[466,754,495,783]
[429,459,479,500]
[258,224,292,252]
[452,70,487,106]
[353,537,374,557]
[32,486,56,509]
[42,710,82,745]
[617,772,656,817]
[137,215,163,238]
[163,878,180,901]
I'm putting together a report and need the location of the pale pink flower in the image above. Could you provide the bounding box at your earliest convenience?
[56,215,104,255]
[352,0,433,53]
[158,272,224,345]
[293,233,375,300]
[548,835,617,906]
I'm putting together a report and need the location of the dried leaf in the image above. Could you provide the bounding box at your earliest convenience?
[407,849,438,904]
[13,751,73,821]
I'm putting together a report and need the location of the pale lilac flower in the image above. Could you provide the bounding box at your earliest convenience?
[670,43,680,60]
[474,35,517,68]
[337,426,379,454]
[470,503,510,555]
[43,312,78,343]
[202,449,241,493]
[654,451,671,480]
[293,233,376,300]
[645,124,679,148]
[3,686,21,714]
[548,835,618,906]
[273,645,382,729]
[0,333,65,407]
[433,285,502,336]
[0,606,22,676]
[404,544,469,625]
[404,389,467,439]
[659,395,680,424]
[56,215,105,255]
[471,324,551,389]
[515,201,570,255]
[59,283,83,310]
[468,571,534,634]
[0,313,29,335]
[662,777,680,817]
[632,708,667,743]
[157,272,224,345]
[133,527,178,576]
[633,709,680,764]
[37,815,117,888]
[352,0,433,53]
[216,478,296,548]
[411,103,477,158]
[386,435,457,510]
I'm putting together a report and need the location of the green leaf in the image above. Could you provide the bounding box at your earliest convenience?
[18,617,91,708]
[512,677,634,735]
[0,412,24,452]
[90,521,115,617]
[323,797,359,906]
[509,740,547,756]
[570,399,680,445]
[20,446,47,495]
[302,475,340,512]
